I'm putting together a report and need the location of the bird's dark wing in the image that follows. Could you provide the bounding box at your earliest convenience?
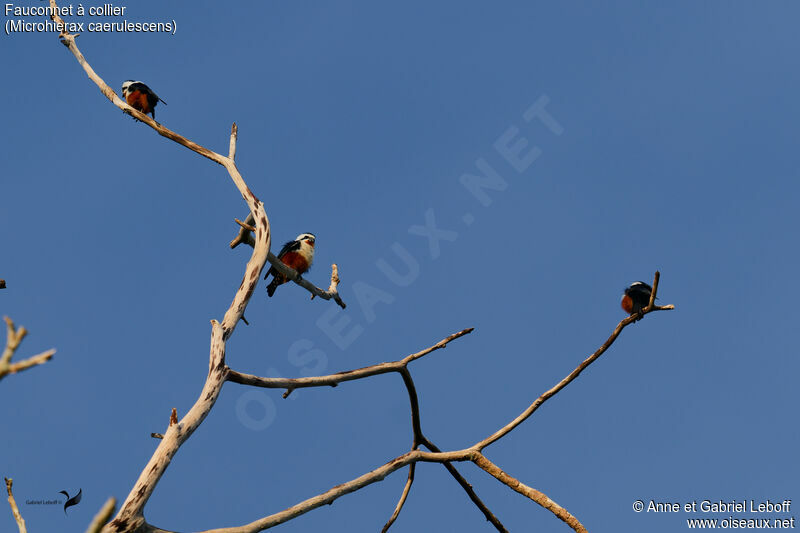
[265,240,300,279]
[627,283,653,305]
[277,240,301,258]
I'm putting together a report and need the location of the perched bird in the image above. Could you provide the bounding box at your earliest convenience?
[265,233,316,297]
[621,281,653,317]
[121,80,167,120]
[58,488,82,515]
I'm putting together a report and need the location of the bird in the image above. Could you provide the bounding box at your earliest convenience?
[58,488,82,514]
[265,233,316,297]
[621,281,653,318]
[121,80,167,120]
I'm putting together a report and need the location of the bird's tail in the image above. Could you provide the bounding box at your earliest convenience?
[267,276,280,297]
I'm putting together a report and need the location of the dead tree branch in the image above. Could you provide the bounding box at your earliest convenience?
[230,327,506,531]
[196,449,476,533]
[386,367,508,532]
[227,328,472,394]
[381,462,415,533]
[4,478,26,533]
[472,453,587,533]
[86,498,117,533]
[475,271,673,451]
[418,435,508,531]
[0,317,55,382]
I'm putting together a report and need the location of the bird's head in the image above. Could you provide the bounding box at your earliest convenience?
[121,80,135,96]
[297,233,316,247]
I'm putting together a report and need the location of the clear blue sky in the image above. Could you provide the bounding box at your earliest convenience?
[2,2,798,532]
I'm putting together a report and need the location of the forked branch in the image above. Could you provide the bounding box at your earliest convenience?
[0,317,55,382]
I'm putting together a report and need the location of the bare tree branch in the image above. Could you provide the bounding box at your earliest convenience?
[0,316,55,382]
[229,213,347,308]
[4,478,26,533]
[390,367,508,532]
[380,369,422,532]
[1,316,26,368]
[235,219,256,233]
[381,463,415,533]
[86,498,117,533]
[472,454,587,533]
[197,448,476,533]
[474,271,673,451]
[230,327,508,532]
[226,328,473,394]
[419,436,509,532]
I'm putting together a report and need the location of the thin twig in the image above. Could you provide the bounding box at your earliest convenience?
[1,316,25,368]
[473,453,587,533]
[398,364,508,532]
[381,368,421,532]
[4,478,27,533]
[381,463,415,533]
[420,437,509,532]
[229,123,238,161]
[1,317,55,381]
[226,328,473,394]
[235,219,256,232]
[399,368,423,446]
[229,213,256,249]
[196,449,476,533]
[85,498,116,533]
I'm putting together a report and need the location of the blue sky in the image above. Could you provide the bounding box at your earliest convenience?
[2,2,798,532]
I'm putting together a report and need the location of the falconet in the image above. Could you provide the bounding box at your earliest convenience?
[122,80,167,120]
[621,281,653,318]
[265,233,316,297]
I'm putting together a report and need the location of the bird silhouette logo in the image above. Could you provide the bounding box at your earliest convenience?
[58,488,82,514]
